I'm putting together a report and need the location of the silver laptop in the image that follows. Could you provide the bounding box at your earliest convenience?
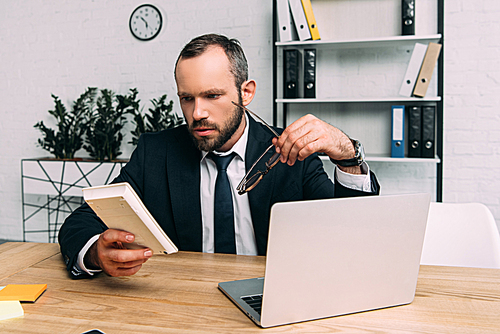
[218,193,431,328]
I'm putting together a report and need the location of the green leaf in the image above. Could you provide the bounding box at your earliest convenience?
[128,93,183,146]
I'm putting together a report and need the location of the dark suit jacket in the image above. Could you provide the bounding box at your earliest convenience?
[59,114,379,277]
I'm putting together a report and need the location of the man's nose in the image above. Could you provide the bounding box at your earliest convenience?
[193,98,209,121]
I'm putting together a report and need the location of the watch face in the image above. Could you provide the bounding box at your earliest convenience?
[129,4,162,41]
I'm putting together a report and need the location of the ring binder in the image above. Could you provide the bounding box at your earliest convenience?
[399,43,427,97]
[288,0,311,41]
[402,0,415,35]
[421,106,435,158]
[303,49,316,98]
[408,106,422,158]
[276,0,293,42]
[284,49,299,98]
[391,105,405,158]
[413,43,442,98]
[301,0,320,40]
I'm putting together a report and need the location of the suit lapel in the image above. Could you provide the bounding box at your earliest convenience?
[167,128,203,251]
[245,116,279,254]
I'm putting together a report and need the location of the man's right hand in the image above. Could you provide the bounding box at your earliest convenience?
[84,229,153,277]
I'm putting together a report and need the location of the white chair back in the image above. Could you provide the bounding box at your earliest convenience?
[421,202,500,269]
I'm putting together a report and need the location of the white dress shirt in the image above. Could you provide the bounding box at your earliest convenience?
[76,114,372,273]
[200,114,257,255]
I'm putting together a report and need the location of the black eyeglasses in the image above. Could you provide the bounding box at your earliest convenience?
[231,101,281,195]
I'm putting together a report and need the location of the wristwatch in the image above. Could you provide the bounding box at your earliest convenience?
[330,138,365,167]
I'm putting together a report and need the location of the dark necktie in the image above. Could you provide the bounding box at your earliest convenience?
[210,152,237,254]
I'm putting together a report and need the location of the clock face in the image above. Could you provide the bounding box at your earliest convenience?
[129,4,163,41]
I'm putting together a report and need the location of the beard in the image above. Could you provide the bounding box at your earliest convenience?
[188,104,244,152]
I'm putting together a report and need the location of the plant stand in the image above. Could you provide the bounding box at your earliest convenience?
[21,158,127,243]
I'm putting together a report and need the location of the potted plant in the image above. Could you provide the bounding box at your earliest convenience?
[83,88,138,161]
[34,87,97,159]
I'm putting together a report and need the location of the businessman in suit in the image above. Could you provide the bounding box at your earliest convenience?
[59,34,379,278]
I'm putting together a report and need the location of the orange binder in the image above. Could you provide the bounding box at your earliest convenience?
[301,0,320,40]
[0,284,47,302]
[413,42,442,97]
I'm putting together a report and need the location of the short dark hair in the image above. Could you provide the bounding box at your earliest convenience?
[174,34,249,91]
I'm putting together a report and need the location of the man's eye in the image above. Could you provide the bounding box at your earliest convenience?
[181,96,193,102]
[207,94,220,99]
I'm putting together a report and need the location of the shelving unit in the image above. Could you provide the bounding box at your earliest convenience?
[272,0,444,201]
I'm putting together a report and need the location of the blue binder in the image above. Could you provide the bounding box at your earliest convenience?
[391,105,405,158]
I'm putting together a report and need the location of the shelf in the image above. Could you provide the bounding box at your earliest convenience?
[320,155,441,164]
[276,34,442,49]
[277,97,441,103]
[364,155,441,163]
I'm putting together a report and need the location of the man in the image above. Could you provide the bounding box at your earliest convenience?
[59,34,379,279]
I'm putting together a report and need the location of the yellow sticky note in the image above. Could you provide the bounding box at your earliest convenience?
[0,301,24,321]
[0,284,47,302]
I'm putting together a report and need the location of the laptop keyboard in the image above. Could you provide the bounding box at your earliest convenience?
[241,294,263,315]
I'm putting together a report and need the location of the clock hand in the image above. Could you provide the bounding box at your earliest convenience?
[140,17,148,29]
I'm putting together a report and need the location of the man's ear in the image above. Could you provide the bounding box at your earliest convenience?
[240,80,256,106]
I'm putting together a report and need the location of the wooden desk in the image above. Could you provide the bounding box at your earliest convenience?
[1,242,500,333]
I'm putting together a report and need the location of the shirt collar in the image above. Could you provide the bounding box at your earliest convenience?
[201,113,249,162]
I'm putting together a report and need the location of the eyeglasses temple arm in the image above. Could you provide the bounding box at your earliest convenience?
[231,101,280,138]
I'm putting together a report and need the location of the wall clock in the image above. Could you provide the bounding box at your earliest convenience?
[129,4,163,41]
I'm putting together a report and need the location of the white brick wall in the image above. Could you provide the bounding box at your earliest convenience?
[1,0,500,240]
[443,0,500,229]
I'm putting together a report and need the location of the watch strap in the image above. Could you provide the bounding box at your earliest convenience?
[330,139,365,167]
